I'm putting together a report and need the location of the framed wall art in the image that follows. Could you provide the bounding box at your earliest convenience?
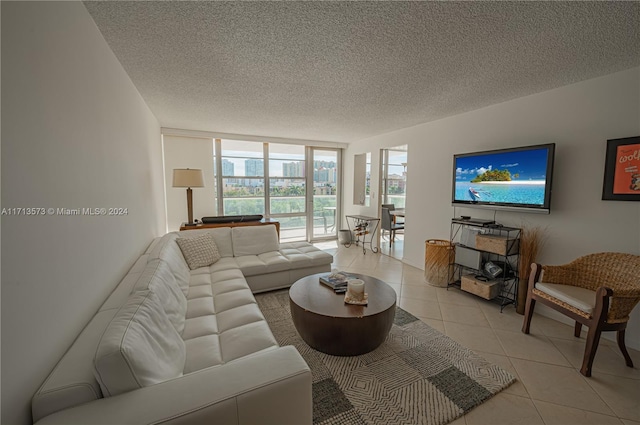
[602,136,640,201]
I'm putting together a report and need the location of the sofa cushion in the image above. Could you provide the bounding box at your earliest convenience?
[212,278,252,296]
[134,259,187,334]
[216,288,256,313]
[149,233,191,295]
[217,303,265,333]
[94,291,186,397]
[235,253,290,277]
[187,284,214,299]
[232,226,279,256]
[183,335,223,373]
[220,322,278,363]
[176,233,221,270]
[190,257,239,277]
[280,242,334,267]
[182,315,219,340]
[211,268,246,284]
[189,267,244,288]
[186,297,216,319]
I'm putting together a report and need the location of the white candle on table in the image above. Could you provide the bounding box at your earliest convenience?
[347,279,365,301]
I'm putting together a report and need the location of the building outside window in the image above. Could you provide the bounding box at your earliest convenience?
[269,143,307,240]
[212,140,340,241]
[218,140,265,215]
[382,146,408,208]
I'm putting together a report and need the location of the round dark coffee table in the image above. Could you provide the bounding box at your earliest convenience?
[289,273,397,356]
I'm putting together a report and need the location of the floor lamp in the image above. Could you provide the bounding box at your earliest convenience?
[173,168,204,226]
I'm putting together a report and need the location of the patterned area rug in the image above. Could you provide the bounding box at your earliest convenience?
[255,289,515,425]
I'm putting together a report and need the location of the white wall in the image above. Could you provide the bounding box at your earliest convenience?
[344,67,640,349]
[163,135,216,231]
[1,3,165,424]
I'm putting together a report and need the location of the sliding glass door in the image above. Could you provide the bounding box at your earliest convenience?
[308,148,340,241]
[268,144,307,241]
[381,146,408,208]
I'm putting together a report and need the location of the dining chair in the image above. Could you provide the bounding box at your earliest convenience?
[381,207,404,247]
[381,203,404,225]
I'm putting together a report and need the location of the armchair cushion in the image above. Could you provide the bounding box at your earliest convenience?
[535,282,596,315]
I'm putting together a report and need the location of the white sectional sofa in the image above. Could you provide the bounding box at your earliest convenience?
[32,225,333,425]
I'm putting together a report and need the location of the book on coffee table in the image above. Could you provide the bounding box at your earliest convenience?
[319,272,355,291]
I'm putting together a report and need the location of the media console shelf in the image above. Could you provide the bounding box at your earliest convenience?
[448,218,520,311]
[180,218,280,239]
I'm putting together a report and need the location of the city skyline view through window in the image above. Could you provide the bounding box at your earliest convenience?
[215,140,340,241]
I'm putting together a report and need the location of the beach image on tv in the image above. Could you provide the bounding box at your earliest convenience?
[455,147,549,206]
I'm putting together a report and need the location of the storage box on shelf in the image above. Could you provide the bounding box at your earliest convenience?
[476,234,519,256]
[461,274,500,300]
[448,218,521,310]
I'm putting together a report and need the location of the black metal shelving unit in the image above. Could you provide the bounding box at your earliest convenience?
[448,218,521,312]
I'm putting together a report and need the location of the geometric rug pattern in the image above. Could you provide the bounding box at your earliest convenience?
[255,289,516,425]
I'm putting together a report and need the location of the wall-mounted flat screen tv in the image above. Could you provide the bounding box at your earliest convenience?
[452,143,555,214]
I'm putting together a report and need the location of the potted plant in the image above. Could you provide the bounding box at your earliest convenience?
[517,225,548,314]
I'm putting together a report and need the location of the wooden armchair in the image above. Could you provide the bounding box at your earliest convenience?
[522,252,640,377]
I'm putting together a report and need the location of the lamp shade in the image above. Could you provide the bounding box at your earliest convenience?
[172,169,204,188]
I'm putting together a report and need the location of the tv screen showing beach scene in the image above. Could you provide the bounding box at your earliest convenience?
[452,144,555,213]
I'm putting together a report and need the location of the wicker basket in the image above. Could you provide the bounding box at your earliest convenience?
[424,239,455,287]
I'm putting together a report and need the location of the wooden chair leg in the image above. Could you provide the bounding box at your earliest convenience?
[574,322,582,338]
[617,329,634,368]
[580,324,603,377]
[522,296,536,334]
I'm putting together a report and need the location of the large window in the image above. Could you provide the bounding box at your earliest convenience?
[218,140,265,215]
[269,144,307,240]
[212,139,339,241]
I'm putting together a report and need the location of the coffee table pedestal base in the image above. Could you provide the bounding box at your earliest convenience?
[290,299,395,356]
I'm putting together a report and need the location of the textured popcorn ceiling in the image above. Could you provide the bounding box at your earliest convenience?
[84,1,640,143]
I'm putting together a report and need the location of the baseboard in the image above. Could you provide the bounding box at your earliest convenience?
[401,258,424,271]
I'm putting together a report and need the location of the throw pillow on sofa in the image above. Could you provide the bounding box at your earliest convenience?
[176,233,221,270]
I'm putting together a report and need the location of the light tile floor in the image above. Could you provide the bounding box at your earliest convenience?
[316,241,640,425]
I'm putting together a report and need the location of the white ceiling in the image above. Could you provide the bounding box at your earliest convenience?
[84,1,640,143]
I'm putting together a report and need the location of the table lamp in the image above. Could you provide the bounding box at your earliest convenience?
[172,168,204,226]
